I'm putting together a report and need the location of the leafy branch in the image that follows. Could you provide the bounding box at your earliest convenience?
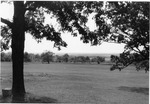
[1,18,13,28]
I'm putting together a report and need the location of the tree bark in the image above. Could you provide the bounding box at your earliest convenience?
[11,1,26,97]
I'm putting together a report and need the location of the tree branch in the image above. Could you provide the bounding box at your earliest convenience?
[24,1,36,11]
[25,7,36,11]
[135,47,148,59]
[116,28,131,39]
[135,47,142,53]
[1,18,13,28]
[131,47,141,53]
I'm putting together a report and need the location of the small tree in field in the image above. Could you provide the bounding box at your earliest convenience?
[1,52,6,62]
[62,53,69,62]
[55,55,62,63]
[97,56,105,64]
[85,56,90,63]
[41,51,54,64]
[1,52,12,62]
[24,52,31,62]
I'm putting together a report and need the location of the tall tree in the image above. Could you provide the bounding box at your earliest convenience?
[0,1,104,99]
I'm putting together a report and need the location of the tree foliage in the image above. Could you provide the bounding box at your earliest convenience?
[105,2,149,72]
[110,52,149,72]
[1,1,108,50]
[0,26,12,51]
[1,1,149,56]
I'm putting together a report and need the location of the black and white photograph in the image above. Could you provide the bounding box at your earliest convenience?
[0,1,149,103]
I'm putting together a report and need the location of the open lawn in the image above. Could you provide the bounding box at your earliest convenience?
[0,62,149,103]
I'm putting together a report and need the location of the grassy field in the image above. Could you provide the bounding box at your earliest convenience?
[0,62,149,103]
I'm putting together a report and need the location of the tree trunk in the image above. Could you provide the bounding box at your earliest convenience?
[11,1,25,98]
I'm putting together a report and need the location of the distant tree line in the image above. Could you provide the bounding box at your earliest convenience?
[1,51,105,64]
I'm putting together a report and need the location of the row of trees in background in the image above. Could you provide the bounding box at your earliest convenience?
[55,54,105,64]
[2,51,148,72]
[1,51,105,64]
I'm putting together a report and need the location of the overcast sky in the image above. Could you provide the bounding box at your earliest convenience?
[0,2,125,54]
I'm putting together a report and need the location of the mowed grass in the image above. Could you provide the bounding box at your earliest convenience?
[1,62,149,104]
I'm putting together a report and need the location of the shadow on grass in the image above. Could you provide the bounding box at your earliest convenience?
[118,86,149,95]
[0,92,58,103]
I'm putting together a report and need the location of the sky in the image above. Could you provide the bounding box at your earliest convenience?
[0,2,126,54]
